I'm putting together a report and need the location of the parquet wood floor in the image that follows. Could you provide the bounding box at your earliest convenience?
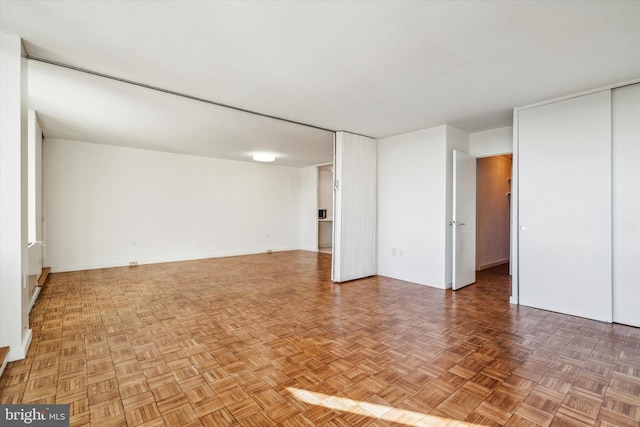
[1,251,639,426]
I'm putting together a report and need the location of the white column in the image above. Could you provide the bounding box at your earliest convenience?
[0,32,31,361]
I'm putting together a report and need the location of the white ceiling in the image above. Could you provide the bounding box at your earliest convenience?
[26,60,334,168]
[1,1,639,167]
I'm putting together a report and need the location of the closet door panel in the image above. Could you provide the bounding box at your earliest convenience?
[518,90,612,322]
[612,83,640,327]
[332,131,376,282]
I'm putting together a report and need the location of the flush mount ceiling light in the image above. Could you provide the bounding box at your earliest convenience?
[252,153,276,162]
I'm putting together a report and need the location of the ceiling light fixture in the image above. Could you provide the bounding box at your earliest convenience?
[253,153,276,162]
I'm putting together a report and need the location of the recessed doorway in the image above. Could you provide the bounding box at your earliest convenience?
[476,154,512,271]
[317,164,333,254]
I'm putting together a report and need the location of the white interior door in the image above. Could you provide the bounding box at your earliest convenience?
[518,90,612,322]
[612,83,640,327]
[452,150,476,290]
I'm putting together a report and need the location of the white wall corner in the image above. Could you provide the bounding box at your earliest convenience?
[0,32,30,360]
[7,328,32,362]
[29,286,41,313]
[377,125,448,287]
[445,125,471,152]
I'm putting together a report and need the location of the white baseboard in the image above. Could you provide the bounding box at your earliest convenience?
[376,271,447,289]
[29,287,41,313]
[0,357,7,378]
[50,247,302,273]
[7,329,32,362]
[477,258,510,270]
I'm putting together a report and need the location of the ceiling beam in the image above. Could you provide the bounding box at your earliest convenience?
[27,55,340,135]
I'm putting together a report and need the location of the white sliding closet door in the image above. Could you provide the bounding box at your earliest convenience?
[332,131,376,282]
[518,90,612,322]
[612,83,640,327]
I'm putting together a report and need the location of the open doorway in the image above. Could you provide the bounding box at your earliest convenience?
[317,164,333,254]
[27,111,45,310]
[476,155,512,272]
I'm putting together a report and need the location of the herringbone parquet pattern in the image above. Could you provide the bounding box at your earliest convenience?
[1,251,639,426]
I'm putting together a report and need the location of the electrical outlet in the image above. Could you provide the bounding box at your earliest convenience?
[129,261,138,266]
[267,249,273,254]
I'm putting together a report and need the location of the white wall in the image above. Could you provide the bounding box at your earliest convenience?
[378,124,474,289]
[45,139,307,272]
[377,125,448,287]
[470,126,513,157]
[0,33,31,362]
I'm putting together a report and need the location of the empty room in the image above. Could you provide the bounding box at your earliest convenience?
[1,1,639,426]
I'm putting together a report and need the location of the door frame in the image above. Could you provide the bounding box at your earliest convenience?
[474,153,513,275]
